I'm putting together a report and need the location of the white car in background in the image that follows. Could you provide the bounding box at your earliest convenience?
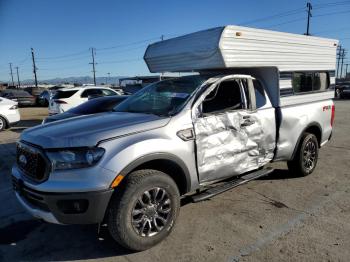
[0,97,20,131]
[48,86,121,115]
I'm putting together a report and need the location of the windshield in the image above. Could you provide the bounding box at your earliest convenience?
[69,96,127,114]
[114,75,206,116]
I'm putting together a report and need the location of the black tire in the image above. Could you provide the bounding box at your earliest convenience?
[0,117,6,131]
[287,132,319,177]
[107,169,180,251]
[335,89,341,99]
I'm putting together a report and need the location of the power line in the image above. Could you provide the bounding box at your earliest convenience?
[239,1,350,27]
[239,7,305,26]
[313,0,350,9]
[314,26,350,34]
[313,9,350,17]
[265,17,306,29]
[266,8,350,31]
[38,64,90,71]
[36,49,88,60]
[96,37,159,51]
[30,37,159,64]
[98,58,141,64]
[36,54,91,64]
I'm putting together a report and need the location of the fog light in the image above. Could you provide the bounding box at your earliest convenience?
[56,199,89,214]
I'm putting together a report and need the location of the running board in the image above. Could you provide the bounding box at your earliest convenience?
[191,167,274,203]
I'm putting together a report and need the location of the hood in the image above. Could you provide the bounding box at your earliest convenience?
[44,112,78,123]
[22,112,170,148]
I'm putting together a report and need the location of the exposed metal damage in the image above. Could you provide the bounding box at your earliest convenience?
[194,111,274,183]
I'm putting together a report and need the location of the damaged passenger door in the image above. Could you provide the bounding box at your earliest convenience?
[193,75,273,184]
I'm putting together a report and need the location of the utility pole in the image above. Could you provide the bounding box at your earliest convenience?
[340,49,346,79]
[336,45,342,79]
[345,63,349,79]
[89,48,97,86]
[306,2,312,36]
[31,48,38,88]
[160,35,164,81]
[107,72,110,85]
[9,63,14,86]
[15,66,20,88]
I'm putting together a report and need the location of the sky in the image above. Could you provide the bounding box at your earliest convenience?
[0,0,349,83]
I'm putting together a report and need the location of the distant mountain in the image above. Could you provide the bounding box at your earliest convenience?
[19,76,128,85]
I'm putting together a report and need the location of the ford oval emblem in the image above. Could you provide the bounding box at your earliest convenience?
[19,155,27,165]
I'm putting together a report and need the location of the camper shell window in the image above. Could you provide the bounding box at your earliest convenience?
[292,72,329,94]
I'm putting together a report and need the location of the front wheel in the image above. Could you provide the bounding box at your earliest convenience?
[107,169,180,251]
[0,117,6,131]
[287,132,319,177]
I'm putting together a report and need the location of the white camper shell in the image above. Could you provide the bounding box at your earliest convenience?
[144,25,338,107]
[144,25,338,72]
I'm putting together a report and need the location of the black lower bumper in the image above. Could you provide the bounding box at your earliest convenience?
[9,121,20,127]
[12,177,114,224]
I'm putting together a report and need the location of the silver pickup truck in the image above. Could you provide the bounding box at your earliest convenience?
[12,26,337,251]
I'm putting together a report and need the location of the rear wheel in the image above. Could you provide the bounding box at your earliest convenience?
[336,89,343,99]
[0,117,6,131]
[107,169,180,251]
[287,132,319,176]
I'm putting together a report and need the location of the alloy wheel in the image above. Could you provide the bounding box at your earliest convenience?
[0,118,4,130]
[303,139,317,171]
[131,187,172,237]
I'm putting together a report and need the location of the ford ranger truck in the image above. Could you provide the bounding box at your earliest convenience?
[12,73,334,250]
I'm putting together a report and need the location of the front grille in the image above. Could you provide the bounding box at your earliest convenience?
[16,142,49,183]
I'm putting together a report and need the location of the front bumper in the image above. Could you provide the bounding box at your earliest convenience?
[12,176,113,224]
[9,120,20,127]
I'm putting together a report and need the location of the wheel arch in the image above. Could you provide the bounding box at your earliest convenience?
[290,122,322,160]
[118,153,192,195]
[0,114,9,129]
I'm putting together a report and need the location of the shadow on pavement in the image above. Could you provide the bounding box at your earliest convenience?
[259,168,303,180]
[0,220,134,260]
[259,169,300,180]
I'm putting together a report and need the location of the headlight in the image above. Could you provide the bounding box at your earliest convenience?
[47,147,105,170]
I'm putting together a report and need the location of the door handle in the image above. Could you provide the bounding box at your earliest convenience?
[241,120,255,127]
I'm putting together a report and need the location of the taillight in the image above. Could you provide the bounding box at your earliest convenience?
[54,99,67,104]
[331,104,335,127]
